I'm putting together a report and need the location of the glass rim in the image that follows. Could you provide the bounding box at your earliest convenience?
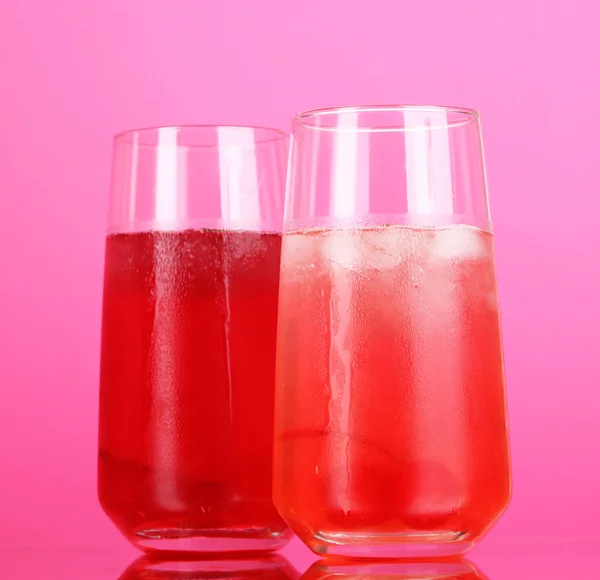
[294,104,480,132]
[113,124,288,147]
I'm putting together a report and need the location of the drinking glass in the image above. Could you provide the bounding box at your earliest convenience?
[273,105,511,557]
[98,125,291,553]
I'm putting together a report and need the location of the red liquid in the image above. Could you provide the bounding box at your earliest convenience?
[98,229,290,553]
[274,225,511,556]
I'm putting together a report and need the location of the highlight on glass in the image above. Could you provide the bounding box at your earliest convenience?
[273,105,511,557]
[98,125,291,553]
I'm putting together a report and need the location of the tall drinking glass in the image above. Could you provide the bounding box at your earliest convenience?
[98,125,291,553]
[274,106,511,557]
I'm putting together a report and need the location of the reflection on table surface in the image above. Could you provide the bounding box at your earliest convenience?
[119,554,300,579]
[302,558,486,579]
[0,539,594,578]
[119,555,483,579]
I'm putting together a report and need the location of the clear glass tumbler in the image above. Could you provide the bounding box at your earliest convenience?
[98,125,291,553]
[274,106,511,557]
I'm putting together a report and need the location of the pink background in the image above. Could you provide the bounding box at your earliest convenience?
[0,0,598,559]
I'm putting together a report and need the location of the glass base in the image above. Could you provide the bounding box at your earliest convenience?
[308,530,473,558]
[131,527,291,554]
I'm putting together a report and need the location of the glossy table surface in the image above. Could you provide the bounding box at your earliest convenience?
[0,538,593,578]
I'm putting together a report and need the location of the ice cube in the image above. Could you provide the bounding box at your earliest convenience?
[282,232,315,270]
[325,227,409,271]
[431,225,488,262]
[367,225,420,269]
[325,229,363,270]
